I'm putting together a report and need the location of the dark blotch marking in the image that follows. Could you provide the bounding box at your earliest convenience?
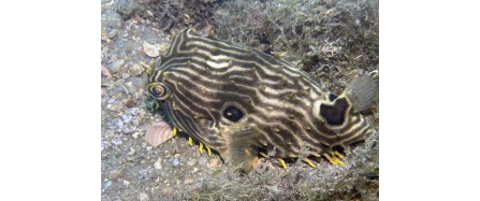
[320,98,349,126]
[328,93,338,101]
[263,49,274,56]
[223,105,244,122]
[332,145,344,153]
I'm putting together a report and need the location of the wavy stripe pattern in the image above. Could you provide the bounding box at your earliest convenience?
[148,29,374,159]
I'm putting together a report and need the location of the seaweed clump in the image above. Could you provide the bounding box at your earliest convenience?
[213,0,379,93]
[145,0,225,32]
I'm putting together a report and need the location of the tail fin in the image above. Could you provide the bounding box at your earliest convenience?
[342,74,379,113]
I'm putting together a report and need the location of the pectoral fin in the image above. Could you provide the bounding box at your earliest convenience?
[217,123,262,171]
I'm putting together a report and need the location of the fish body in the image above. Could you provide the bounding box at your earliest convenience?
[147,29,378,169]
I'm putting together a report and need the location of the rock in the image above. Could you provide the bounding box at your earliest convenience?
[125,98,136,108]
[101,10,123,29]
[172,158,180,167]
[139,192,150,201]
[111,138,122,145]
[132,118,140,127]
[130,63,144,76]
[101,64,113,79]
[199,156,208,165]
[191,168,199,174]
[184,178,194,185]
[128,147,136,155]
[121,72,130,79]
[131,76,146,88]
[107,103,120,112]
[143,42,161,58]
[154,158,162,170]
[108,29,118,38]
[187,159,197,166]
[107,59,125,74]
[115,0,138,20]
[123,81,136,92]
[146,10,154,17]
[162,187,173,197]
[122,115,132,123]
[102,180,112,191]
[206,158,219,169]
[116,118,124,129]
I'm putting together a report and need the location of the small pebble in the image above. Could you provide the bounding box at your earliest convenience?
[154,158,162,170]
[130,64,143,76]
[121,72,130,79]
[111,138,122,145]
[172,158,180,167]
[102,180,112,191]
[198,156,208,165]
[115,0,137,20]
[187,159,196,166]
[132,119,140,127]
[116,119,124,129]
[122,115,132,123]
[184,178,193,185]
[162,187,173,197]
[131,77,146,89]
[147,10,154,17]
[108,29,118,38]
[128,147,136,155]
[139,192,150,201]
[191,168,199,174]
[206,158,219,169]
[143,42,161,57]
[107,59,125,74]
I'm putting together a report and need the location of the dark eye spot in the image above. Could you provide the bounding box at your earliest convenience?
[223,105,243,122]
[320,98,349,126]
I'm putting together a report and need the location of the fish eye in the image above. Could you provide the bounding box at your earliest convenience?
[147,82,172,100]
[223,105,244,122]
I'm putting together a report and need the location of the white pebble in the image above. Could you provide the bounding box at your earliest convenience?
[102,180,112,191]
[111,138,122,145]
[172,158,180,167]
[116,119,124,129]
[122,115,132,123]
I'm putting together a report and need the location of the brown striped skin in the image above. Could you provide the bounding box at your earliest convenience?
[147,29,375,167]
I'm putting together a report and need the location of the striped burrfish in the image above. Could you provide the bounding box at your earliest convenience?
[146,29,378,170]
